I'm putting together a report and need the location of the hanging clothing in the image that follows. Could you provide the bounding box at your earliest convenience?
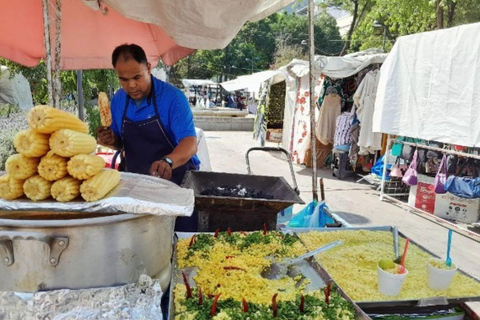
[253,79,272,146]
[318,76,345,109]
[354,69,382,155]
[315,93,341,145]
[288,75,324,164]
[349,122,360,165]
[333,107,354,147]
[289,76,312,164]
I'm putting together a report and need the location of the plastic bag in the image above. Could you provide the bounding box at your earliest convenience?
[286,201,335,228]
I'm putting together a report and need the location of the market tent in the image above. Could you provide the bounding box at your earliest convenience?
[220,70,284,97]
[0,0,294,69]
[182,79,217,88]
[373,22,480,147]
[281,51,387,161]
[0,66,33,110]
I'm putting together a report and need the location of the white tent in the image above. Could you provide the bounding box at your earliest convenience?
[0,66,33,110]
[182,79,217,88]
[220,70,284,97]
[373,22,480,147]
[86,0,294,50]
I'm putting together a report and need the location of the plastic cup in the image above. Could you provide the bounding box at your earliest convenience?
[427,258,457,290]
[377,264,408,296]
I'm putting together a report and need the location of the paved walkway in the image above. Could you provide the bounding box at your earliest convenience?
[204,131,480,312]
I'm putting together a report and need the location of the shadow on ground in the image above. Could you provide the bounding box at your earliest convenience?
[334,211,371,225]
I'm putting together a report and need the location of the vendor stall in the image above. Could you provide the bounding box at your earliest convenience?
[373,22,480,238]
[279,50,387,169]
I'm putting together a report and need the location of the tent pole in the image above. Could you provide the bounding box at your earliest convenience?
[76,70,84,121]
[380,134,391,201]
[42,0,54,107]
[308,0,318,201]
[53,0,62,108]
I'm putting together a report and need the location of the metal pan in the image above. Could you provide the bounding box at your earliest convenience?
[291,226,480,309]
[168,231,371,320]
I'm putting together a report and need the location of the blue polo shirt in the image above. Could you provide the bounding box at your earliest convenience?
[110,76,200,166]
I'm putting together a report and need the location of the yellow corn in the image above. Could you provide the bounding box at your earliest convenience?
[5,154,39,180]
[67,154,105,180]
[38,153,69,181]
[80,169,120,202]
[27,105,89,134]
[13,129,50,157]
[23,175,53,201]
[98,92,112,127]
[51,176,82,202]
[0,174,25,200]
[50,129,97,157]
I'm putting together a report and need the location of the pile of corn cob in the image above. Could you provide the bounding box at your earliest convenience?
[0,105,120,202]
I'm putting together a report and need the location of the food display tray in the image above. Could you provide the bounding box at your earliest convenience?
[290,226,480,309]
[167,232,371,320]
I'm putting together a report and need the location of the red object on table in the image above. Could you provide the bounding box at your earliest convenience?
[96,152,119,169]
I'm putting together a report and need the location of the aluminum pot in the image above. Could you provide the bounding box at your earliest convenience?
[0,211,175,292]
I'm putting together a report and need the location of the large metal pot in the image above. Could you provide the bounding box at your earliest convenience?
[0,211,175,292]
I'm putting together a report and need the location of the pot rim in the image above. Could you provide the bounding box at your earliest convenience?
[0,212,164,228]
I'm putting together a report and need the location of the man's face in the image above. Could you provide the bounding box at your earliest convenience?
[115,58,151,100]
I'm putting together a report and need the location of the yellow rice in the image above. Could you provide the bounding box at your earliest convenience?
[298,230,480,301]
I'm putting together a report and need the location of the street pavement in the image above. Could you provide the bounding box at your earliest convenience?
[204,131,480,312]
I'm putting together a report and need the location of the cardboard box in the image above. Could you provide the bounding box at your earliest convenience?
[408,174,480,224]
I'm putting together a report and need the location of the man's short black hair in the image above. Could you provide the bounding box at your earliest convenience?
[112,44,148,67]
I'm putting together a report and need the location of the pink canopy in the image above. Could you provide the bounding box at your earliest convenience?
[0,0,194,69]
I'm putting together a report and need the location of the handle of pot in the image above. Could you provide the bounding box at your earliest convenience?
[0,231,69,267]
[245,147,300,195]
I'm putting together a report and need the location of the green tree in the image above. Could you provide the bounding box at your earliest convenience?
[334,0,480,53]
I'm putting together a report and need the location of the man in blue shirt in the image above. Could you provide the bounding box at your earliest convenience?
[97,44,200,186]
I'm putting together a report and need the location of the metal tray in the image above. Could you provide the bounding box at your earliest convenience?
[291,226,480,309]
[168,231,371,320]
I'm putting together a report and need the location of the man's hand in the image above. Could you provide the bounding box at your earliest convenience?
[150,160,172,180]
[97,127,117,148]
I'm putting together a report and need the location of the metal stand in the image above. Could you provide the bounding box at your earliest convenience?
[308,0,318,201]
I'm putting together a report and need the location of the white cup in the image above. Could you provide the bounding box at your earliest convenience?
[427,258,457,290]
[377,264,408,296]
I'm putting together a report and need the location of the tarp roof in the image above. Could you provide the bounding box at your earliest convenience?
[284,50,388,79]
[97,0,296,50]
[182,79,217,88]
[220,70,284,94]
[220,50,387,95]
[373,22,480,147]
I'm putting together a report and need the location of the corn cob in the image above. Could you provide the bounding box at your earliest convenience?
[23,175,53,201]
[0,174,25,200]
[5,154,39,180]
[67,154,105,180]
[51,176,82,202]
[13,129,50,157]
[50,129,97,157]
[98,92,112,127]
[80,169,120,202]
[28,105,89,134]
[38,154,69,181]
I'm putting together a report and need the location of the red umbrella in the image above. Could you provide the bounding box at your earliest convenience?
[0,0,193,69]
